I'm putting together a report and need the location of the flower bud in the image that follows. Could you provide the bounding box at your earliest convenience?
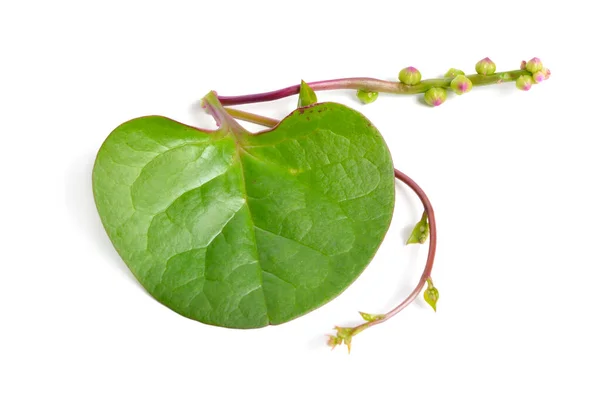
[398,66,422,85]
[327,335,342,349]
[450,75,473,95]
[516,75,533,91]
[407,212,430,244]
[475,57,496,75]
[424,278,439,312]
[541,67,552,80]
[532,71,545,84]
[444,68,465,78]
[424,87,447,107]
[356,90,379,104]
[525,57,543,73]
[520,60,527,70]
[359,311,385,322]
[330,326,354,353]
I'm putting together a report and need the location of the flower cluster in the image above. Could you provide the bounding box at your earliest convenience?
[358,57,551,107]
[517,57,551,91]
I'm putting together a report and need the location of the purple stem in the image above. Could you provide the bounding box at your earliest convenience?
[218,78,403,105]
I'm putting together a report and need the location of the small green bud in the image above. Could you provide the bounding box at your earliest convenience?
[475,57,496,75]
[326,334,343,349]
[423,87,447,107]
[516,74,533,91]
[356,90,379,104]
[359,311,385,322]
[407,212,430,244]
[424,278,439,312]
[398,66,422,85]
[450,75,473,95]
[525,57,543,74]
[297,80,317,108]
[444,68,465,78]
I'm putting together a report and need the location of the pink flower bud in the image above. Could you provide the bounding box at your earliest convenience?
[532,71,545,84]
[398,66,422,85]
[525,57,544,73]
[424,87,447,106]
[516,75,533,91]
[541,67,552,80]
[475,57,496,75]
[450,75,473,95]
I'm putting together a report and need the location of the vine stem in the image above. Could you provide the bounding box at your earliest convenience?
[224,107,437,347]
[351,169,436,332]
[217,69,529,106]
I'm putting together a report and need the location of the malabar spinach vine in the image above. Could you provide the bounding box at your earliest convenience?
[93,57,550,351]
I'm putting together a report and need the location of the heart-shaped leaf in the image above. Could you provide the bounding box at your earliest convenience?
[93,101,395,328]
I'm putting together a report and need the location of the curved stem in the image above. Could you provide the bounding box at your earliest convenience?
[349,169,437,335]
[217,69,529,106]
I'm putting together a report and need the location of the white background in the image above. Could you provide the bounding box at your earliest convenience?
[2,1,599,406]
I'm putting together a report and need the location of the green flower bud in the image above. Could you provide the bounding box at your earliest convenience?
[359,311,385,322]
[356,90,379,104]
[475,57,496,75]
[329,326,355,353]
[525,57,543,74]
[450,75,473,95]
[407,212,430,244]
[326,334,343,349]
[424,278,439,312]
[516,74,533,91]
[424,87,447,107]
[444,68,465,78]
[398,66,422,85]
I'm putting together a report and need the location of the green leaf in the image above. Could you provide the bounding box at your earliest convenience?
[93,103,395,328]
[406,212,429,244]
[297,80,317,107]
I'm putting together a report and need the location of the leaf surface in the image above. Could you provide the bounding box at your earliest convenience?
[93,103,395,328]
